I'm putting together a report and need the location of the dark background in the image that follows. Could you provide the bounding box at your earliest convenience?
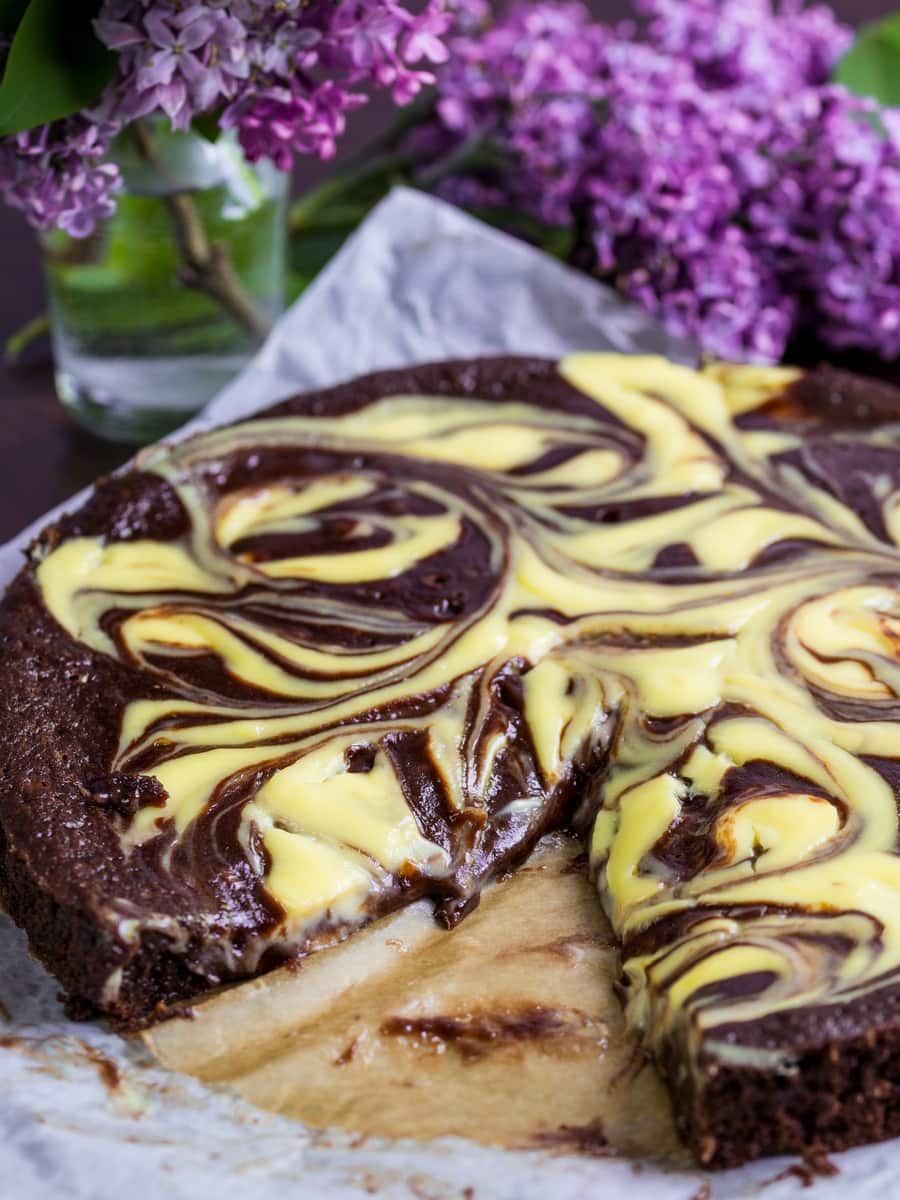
[0,0,893,540]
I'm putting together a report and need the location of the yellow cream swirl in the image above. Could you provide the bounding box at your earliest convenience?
[33,353,900,1071]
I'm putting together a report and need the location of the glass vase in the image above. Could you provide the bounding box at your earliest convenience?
[41,119,288,445]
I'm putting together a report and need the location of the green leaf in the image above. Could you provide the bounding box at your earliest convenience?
[0,0,29,36]
[835,12,900,108]
[191,111,223,144]
[0,0,116,135]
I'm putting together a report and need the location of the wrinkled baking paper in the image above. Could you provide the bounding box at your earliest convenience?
[1,189,885,1199]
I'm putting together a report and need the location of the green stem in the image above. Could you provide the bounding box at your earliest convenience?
[4,312,49,363]
[335,94,438,174]
[413,130,497,190]
[288,130,503,244]
[131,120,271,341]
[289,150,418,233]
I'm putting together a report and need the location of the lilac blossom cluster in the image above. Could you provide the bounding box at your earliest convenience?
[417,1,900,363]
[0,0,448,237]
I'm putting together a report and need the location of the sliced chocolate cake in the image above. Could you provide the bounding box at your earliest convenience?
[3,353,900,1168]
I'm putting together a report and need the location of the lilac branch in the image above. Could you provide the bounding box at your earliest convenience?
[131,119,270,341]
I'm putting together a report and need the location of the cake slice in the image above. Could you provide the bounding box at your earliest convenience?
[2,352,900,1167]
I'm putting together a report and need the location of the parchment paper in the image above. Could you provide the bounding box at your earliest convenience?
[0,189,887,1199]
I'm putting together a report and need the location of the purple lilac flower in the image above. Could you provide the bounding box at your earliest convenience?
[0,117,122,236]
[431,4,612,224]
[621,224,798,364]
[226,81,368,166]
[0,0,449,236]
[792,90,900,357]
[414,0,900,364]
[637,0,853,98]
[95,1,250,128]
[222,0,450,160]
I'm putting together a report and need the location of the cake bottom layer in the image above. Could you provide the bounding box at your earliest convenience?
[146,835,686,1163]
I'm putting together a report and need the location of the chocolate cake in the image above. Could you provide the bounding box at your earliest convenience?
[3,352,900,1168]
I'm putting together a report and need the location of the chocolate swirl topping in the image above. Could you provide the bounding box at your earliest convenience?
[18,352,900,1082]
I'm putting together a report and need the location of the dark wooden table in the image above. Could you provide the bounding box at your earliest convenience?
[0,0,888,542]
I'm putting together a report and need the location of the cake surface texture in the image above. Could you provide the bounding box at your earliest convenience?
[4,352,900,1168]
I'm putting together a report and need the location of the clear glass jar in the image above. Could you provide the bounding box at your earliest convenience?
[42,119,288,444]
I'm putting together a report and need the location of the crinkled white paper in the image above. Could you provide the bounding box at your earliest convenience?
[0,189,886,1198]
